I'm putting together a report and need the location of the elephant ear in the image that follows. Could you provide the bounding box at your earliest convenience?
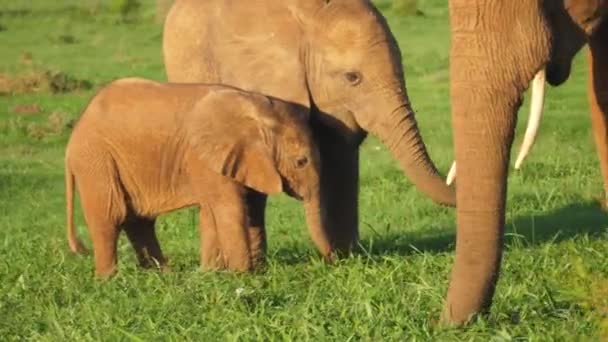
[188,92,283,195]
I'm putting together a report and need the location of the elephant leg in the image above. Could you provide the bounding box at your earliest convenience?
[74,158,127,278]
[314,124,360,255]
[199,203,224,270]
[212,202,252,272]
[199,189,270,271]
[122,216,168,270]
[76,175,125,278]
[245,189,268,269]
[588,23,608,208]
[199,186,252,272]
[88,219,120,278]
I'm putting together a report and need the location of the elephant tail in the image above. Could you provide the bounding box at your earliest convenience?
[65,157,88,255]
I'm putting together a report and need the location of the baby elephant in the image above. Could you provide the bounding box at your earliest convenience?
[65,78,333,277]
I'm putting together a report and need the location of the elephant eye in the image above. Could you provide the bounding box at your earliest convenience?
[344,71,362,86]
[295,156,309,169]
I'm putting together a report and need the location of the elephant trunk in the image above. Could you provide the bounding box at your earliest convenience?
[440,51,521,324]
[367,101,456,206]
[303,187,334,262]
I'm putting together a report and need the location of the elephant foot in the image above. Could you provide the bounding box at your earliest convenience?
[593,193,608,211]
[140,255,170,272]
[250,257,267,272]
[200,251,226,271]
[94,266,118,280]
[200,252,257,273]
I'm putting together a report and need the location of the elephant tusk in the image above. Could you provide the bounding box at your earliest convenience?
[514,68,546,170]
[446,161,456,185]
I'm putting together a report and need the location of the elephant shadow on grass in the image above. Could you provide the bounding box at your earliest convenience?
[272,199,608,265]
[368,200,608,258]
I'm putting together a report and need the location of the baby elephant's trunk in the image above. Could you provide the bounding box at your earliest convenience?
[65,157,88,255]
[303,189,334,262]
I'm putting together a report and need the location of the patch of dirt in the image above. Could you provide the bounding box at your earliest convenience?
[0,68,92,96]
[11,103,41,115]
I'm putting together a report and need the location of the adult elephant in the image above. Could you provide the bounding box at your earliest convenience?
[163,0,455,266]
[443,0,608,324]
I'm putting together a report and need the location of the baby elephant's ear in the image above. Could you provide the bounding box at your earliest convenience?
[228,140,284,195]
[189,94,283,195]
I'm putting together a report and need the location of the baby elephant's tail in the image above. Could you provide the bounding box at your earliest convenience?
[65,157,88,255]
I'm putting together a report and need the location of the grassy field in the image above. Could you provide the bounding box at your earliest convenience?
[1,0,607,340]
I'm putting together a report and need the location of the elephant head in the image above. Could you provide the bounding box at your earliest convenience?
[188,91,333,260]
[443,0,608,324]
[300,0,455,204]
[264,97,334,260]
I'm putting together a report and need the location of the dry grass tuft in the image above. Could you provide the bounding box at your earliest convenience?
[26,110,75,140]
[0,68,92,96]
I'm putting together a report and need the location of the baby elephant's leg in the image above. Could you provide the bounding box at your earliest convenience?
[199,204,224,270]
[84,214,120,278]
[245,190,268,268]
[199,186,252,272]
[75,171,125,278]
[123,216,168,270]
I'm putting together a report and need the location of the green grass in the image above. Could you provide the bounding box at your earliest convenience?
[1,0,607,340]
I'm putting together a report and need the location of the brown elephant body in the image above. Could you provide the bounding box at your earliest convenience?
[65,78,332,277]
[162,0,456,265]
[443,0,608,324]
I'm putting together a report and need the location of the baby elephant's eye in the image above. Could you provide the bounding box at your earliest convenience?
[295,156,309,169]
[344,71,362,86]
